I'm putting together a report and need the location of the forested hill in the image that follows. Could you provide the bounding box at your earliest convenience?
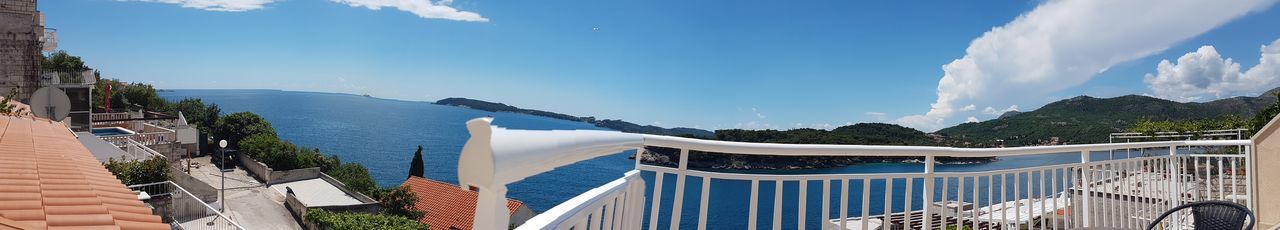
[715,123,943,146]
[435,98,715,138]
[644,123,990,169]
[936,88,1280,146]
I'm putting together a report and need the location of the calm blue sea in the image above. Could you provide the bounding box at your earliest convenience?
[160,89,1148,229]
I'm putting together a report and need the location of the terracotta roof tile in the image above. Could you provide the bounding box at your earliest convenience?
[401,176,527,230]
[0,115,166,230]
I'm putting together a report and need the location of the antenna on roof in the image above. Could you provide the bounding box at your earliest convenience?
[30,87,71,122]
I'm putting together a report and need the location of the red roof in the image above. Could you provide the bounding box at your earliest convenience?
[401,176,526,230]
[0,114,168,230]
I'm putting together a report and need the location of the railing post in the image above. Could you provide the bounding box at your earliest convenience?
[1080,151,1092,227]
[922,156,935,229]
[1246,144,1256,212]
[669,149,689,229]
[474,185,511,230]
[1168,145,1181,230]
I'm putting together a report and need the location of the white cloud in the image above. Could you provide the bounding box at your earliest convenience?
[118,0,278,12]
[982,105,1020,116]
[1144,39,1280,102]
[895,0,1277,131]
[864,112,888,121]
[966,117,979,123]
[332,0,489,22]
[751,107,767,119]
[960,104,977,112]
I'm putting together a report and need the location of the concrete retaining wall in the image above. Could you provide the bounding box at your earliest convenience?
[270,167,321,185]
[235,151,273,183]
[318,173,378,203]
[234,151,324,185]
[284,193,320,230]
[168,165,219,202]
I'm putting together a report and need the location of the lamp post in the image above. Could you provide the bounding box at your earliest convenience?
[218,139,227,212]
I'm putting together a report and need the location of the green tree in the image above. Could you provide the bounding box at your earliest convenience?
[377,185,424,221]
[166,98,221,133]
[327,162,379,196]
[408,145,424,178]
[1252,92,1280,132]
[41,50,89,72]
[239,134,297,169]
[213,112,277,149]
[111,83,168,111]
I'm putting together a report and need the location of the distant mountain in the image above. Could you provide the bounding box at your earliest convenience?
[716,123,942,146]
[936,88,1280,146]
[435,98,715,138]
[639,123,991,170]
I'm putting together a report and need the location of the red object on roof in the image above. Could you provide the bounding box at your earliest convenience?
[0,113,168,230]
[104,84,111,113]
[401,176,526,230]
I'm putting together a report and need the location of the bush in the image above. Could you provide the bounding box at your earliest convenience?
[326,163,379,196]
[304,209,428,230]
[104,157,169,185]
[240,134,341,171]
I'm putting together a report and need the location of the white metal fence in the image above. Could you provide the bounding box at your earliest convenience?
[458,118,1254,230]
[127,181,245,230]
[100,131,177,147]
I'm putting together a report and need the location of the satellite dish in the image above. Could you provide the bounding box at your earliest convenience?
[30,87,71,121]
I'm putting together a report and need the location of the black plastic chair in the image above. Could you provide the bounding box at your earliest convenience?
[1146,200,1254,230]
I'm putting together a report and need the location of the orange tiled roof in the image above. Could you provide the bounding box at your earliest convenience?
[401,176,526,230]
[0,114,169,230]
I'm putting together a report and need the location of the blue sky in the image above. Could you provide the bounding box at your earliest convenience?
[39,0,1280,131]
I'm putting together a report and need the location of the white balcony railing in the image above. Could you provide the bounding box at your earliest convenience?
[128,181,246,230]
[101,131,177,147]
[459,117,1254,230]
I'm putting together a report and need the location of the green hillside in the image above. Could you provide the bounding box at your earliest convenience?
[936,89,1280,146]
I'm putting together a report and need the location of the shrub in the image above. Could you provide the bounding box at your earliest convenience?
[103,157,169,185]
[377,185,423,220]
[326,163,379,196]
[239,134,298,169]
[304,209,428,230]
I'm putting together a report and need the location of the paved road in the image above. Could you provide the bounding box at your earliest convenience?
[186,156,303,230]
